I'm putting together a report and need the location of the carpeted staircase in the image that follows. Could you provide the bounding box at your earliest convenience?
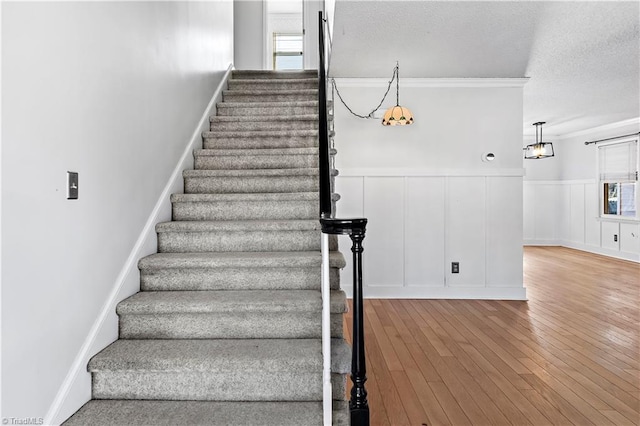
[63,70,351,426]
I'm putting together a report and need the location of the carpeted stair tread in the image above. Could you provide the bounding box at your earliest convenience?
[117,289,347,314]
[137,252,343,292]
[202,130,320,149]
[232,70,317,79]
[228,78,317,84]
[183,168,318,177]
[217,100,318,108]
[211,115,317,123]
[170,192,319,220]
[156,219,321,233]
[88,338,351,373]
[223,89,317,96]
[63,400,348,426]
[204,129,318,138]
[222,89,317,103]
[193,147,319,170]
[139,251,346,270]
[194,147,318,156]
[171,192,318,202]
[209,115,318,132]
[216,101,319,117]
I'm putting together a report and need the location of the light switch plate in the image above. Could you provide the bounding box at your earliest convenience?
[67,171,78,200]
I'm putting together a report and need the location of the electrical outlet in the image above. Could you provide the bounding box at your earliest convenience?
[613,234,618,242]
[451,262,460,274]
[67,171,78,200]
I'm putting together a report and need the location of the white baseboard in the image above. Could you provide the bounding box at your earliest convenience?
[341,284,527,300]
[44,64,234,426]
[523,239,561,246]
[560,241,640,263]
[524,240,640,263]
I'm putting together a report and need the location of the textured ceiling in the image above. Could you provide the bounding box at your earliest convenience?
[329,1,640,136]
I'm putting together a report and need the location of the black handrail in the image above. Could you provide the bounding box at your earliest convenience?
[318,11,370,426]
[318,11,331,218]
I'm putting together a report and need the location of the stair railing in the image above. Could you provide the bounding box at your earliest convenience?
[318,11,370,426]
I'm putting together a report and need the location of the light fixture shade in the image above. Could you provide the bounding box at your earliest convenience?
[382,105,414,126]
[524,142,554,159]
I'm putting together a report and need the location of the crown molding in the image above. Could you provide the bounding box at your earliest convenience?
[559,117,640,139]
[331,77,529,88]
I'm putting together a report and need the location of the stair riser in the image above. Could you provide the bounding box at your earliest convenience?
[210,120,318,132]
[203,137,317,150]
[157,231,338,253]
[194,155,318,170]
[140,268,341,291]
[119,313,343,339]
[223,93,317,102]
[217,105,317,116]
[228,81,317,90]
[93,371,346,401]
[184,176,318,194]
[173,200,317,220]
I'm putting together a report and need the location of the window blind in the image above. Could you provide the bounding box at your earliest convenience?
[599,140,638,183]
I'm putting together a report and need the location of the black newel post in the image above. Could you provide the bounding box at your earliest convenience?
[349,226,369,426]
[319,218,369,426]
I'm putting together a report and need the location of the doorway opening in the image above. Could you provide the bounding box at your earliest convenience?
[265,0,303,70]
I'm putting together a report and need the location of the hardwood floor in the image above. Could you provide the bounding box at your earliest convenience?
[342,246,640,425]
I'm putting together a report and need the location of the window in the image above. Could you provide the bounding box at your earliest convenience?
[273,33,303,70]
[598,139,639,217]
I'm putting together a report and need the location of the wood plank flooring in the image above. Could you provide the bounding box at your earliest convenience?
[342,246,639,425]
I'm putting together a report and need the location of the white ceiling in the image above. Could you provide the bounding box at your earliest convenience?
[329,1,640,137]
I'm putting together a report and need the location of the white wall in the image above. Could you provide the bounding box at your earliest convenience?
[523,119,640,262]
[1,1,233,421]
[234,0,264,69]
[333,80,527,299]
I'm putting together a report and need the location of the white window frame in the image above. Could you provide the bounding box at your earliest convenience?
[597,138,639,220]
[272,32,304,70]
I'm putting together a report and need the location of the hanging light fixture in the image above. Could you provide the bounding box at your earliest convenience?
[524,121,555,159]
[382,62,414,126]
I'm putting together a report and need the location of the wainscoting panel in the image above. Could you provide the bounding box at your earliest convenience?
[404,177,446,287]
[447,177,487,287]
[601,221,620,251]
[362,177,405,288]
[486,177,523,287]
[584,183,600,247]
[570,184,586,243]
[620,222,640,253]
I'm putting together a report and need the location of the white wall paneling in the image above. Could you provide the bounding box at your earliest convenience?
[335,171,526,300]
[447,177,486,287]
[620,222,640,254]
[584,183,600,247]
[601,221,620,251]
[570,184,586,244]
[486,177,524,287]
[363,177,405,288]
[523,182,561,245]
[524,180,640,262]
[404,177,446,287]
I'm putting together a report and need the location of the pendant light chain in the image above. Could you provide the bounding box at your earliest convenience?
[396,61,400,106]
[330,63,399,119]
